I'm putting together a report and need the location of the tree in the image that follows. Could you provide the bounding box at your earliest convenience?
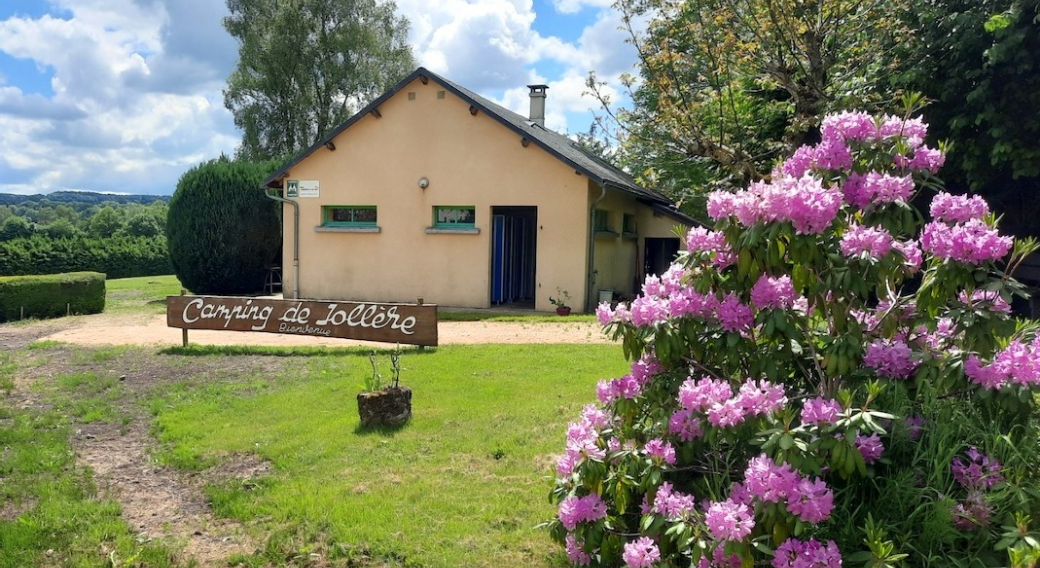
[166,157,281,294]
[594,0,912,215]
[41,218,81,239]
[122,213,162,238]
[0,216,32,241]
[893,0,1040,239]
[88,206,124,237]
[223,0,416,161]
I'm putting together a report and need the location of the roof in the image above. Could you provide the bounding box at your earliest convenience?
[262,67,696,226]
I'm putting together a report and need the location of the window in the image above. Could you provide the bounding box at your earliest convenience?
[433,206,475,228]
[622,213,637,236]
[322,206,377,227]
[594,209,614,234]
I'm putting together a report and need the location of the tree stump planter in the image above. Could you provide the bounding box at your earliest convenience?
[357,387,412,428]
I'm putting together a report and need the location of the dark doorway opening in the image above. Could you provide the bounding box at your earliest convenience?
[491,206,537,307]
[644,237,680,279]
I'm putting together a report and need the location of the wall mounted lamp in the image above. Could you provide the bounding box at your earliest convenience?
[324,141,336,151]
[418,177,430,190]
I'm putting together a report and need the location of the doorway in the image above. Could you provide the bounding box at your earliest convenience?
[491,206,537,307]
[644,237,680,279]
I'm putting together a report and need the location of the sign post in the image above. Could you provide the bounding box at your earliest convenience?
[167,296,438,347]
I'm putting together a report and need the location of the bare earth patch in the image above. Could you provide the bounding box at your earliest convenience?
[4,311,613,566]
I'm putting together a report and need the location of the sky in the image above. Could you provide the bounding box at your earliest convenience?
[0,0,643,196]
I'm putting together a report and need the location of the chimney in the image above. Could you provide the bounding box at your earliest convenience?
[527,84,548,127]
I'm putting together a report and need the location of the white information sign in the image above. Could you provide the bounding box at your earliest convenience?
[298,179,320,198]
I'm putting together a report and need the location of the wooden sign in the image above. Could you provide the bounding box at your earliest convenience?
[167,295,438,347]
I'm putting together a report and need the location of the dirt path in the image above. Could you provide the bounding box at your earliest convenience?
[3,312,614,566]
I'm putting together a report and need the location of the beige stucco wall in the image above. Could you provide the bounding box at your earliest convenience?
[276,76,592,311]
[589,187,688,306]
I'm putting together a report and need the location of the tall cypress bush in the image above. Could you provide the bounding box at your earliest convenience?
[166,157,280,295]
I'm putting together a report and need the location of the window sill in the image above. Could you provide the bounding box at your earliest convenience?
[425,227,480,235]
[315,225,381,233]
[622,232,639,239]
[595,230,619,238]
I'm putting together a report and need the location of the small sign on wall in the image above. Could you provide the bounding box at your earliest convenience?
[285,179,319,198]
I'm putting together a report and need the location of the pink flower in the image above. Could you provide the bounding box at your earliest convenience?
[800,397,842,426]
[736,379,788,416]
[558,493,608,530]
[855,433,884,464]
[630,296,669,327]
[892,239,923,272]
[718,293,754,332]
[686,227,735,268]
[652,482,696,519]
[751,275,798,310]
[772,538,842,568]
[931,191,990,223]
[565,533,591,566]
[704,499,755,542]
[959,290,1011,314]
[679,377,733,412]
[863,339,918,379]
[622,537,661,568]
[821,110,878,142]
[668,408,704,441]
[863,172,915,205]
[644,438,676,465]
[920,218,1012,265]
[952,447,1004,490]
[953,491,993,530]
[744,454,799,503]
[840,223,894,259]
[787,477,835,523]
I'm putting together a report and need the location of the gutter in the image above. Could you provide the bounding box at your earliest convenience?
[264,187,300,299]
[586,184,607,313]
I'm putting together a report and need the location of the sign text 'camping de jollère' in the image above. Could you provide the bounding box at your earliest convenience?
[167,296,438,347]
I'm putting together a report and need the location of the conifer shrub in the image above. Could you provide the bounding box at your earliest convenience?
[0,272,105,322]
[547,106,1040,567]
[166,157,280,295]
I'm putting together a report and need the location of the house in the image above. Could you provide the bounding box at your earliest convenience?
[262,67,694,313]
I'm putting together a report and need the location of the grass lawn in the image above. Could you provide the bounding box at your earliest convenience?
[151,343,625,567]
[1,275,626,567]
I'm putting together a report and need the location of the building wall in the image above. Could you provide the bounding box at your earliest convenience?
[276,76,592,311]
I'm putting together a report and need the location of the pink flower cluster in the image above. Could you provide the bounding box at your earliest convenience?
[920,218,1013,265]
[800,397,842,426]
[622,537,661,568]
[958,289,1011,314]
[737,454,835,524]
[557,404,610,477]
[643,438,676,465]
[565,534,591,566]
[952,447,1004,490]
[686,226,736,269]
[597,354,664,404]
[707,175,842,235]
[842,172,915,208]
[558,493,608,530]
[953,491,993,531]
[855,433,884,464]
[840,223,894,259]
[672,377,787,434]
[863,338,919,379]
[772,538,842,568]
[892,239,923,272]
[931,191,990,223]
[750,275,798,310]
[964,337,1040,390]
[704,500,754,542]
[650,481,696,519]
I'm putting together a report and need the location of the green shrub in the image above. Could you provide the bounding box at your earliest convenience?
[0,234,171,278]
[166,157,281,294]
[0,272,105,322]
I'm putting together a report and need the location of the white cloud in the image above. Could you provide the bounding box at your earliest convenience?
[550,0,615,15]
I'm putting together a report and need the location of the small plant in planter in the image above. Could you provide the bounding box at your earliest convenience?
[550,289,571,316]
[357,345,412,428]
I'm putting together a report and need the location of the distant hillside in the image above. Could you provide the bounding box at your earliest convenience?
[0,191,170,206]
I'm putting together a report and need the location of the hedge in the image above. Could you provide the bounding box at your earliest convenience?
[0,235,171,278]
[0,272,106,322]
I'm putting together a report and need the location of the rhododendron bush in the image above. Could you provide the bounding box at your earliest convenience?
[546,108,1040,568]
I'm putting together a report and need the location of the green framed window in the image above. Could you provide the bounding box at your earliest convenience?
[433,206,476,229]
[594,209,612,232]
[622,213,637,235]
[322,206,377,227]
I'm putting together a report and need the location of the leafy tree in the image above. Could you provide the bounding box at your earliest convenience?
[87,206,124,237]
[166,157,281,294]
[41,218,81,239]
[122,213,162,238]
[594,0,912,215]
[0,216,32,242]
[893,0,1040,239]
[223,0,416,161]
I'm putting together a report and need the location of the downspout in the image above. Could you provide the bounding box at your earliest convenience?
[264,186,300,299]
[586,183,607,313]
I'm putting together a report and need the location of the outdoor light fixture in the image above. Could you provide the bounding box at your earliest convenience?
[418,177,430,189]
[324,141,336,151]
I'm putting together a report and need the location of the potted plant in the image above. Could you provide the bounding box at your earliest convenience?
[357,346,412,428]
[549,289,571,316]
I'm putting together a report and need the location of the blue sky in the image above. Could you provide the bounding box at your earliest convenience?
[0,0,641,196]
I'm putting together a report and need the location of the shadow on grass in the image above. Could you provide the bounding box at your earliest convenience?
[352,420,411,437]
[159,344,438,358]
